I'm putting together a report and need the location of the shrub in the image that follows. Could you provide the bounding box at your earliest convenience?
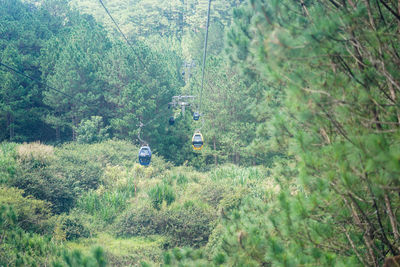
[218,187,249,214]
[205,223,225,259]
[161,247,209,266]
[116,201,216,248]
[73,233,166,266]
[0,205,63,267]
[53,247,106,267]
[11,142,103,213]
[11,162,75,214]
[0,186,52,233]
[159,201,217,247]
[210,165,267,186]
[101,165,136,192]
[198,181,227,208]
[10,141,142,214]
[58,214,91,241]
[73,140,157,169]
[51,145,104,194]
[115,203,160,237]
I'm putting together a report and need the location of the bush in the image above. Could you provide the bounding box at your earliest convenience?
[198,181,227,208]
[218,187,249,214]
[210,165,267,186]
[69,233,166,266]
[51,145,104,194]
[116,200,217,248]
[0,205,63,267]
[58,214,91,241]
[11,161,75,214]
[101,165,135,191]
[159,201,217,247]
[0,186,52,233]
[53,247,106,267]
[115,203,160,237]
[161,247,209,266]
[10,141,143,214]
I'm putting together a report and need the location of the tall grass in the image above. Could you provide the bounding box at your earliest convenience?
[0,142,18,184]
[77,183,135,223]
[210,165,266,185]
[176,174,188,185]
[208,165,274,200]
[147,183,176,210]
[17,142,54,165]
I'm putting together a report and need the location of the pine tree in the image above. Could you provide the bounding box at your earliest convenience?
[224,0,400,265]
[0,0,58,141]
[41,13,112,141]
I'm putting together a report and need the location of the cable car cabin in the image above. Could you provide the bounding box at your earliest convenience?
[193,112,200,121]
[169,116,175,125]
[192,132,204,150]
[138,146,152,166]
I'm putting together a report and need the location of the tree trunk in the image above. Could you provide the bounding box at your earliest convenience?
[384,191,400,243]
[6,112,14,141]
[72,116,77,141]
[213,136,218,166]
[56,125,60,142]
[235,151,240,166]
[179,0,184,39]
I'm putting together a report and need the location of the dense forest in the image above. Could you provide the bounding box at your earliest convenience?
[1,0,400,266]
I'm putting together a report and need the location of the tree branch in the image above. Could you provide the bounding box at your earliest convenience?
[378,0,400,22]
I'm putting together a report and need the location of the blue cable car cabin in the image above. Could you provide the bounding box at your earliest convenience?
[169,116,175,125]
[193,112,200,121]
[138,145,152,166]
[192,132,204,150]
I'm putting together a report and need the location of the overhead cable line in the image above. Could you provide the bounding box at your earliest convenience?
[98,0,172,130]
[137,105,170,144]
[1,58,172,132]
[98,0,148,71]
[141,104,172,128]
[0,60,170,118]
[198,0,212,114]
[0,61,89,106]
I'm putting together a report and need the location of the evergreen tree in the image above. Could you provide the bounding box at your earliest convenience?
[41,13,112,141]
[224,0,400,265]
[0,0,58,141]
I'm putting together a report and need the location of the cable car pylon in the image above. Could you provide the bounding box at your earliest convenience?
[168,95,196,115]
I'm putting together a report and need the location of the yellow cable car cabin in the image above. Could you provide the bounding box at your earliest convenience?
[192,132,204,150]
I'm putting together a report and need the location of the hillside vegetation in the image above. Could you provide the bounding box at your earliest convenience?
[1,0,400,266]
[0,141,273,265]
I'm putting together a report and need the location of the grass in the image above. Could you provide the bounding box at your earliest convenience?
[76,188,134,223]
[67,233,166,266]
[17,142,54,165]
[1,141,279,266]
[0,142,18,184]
